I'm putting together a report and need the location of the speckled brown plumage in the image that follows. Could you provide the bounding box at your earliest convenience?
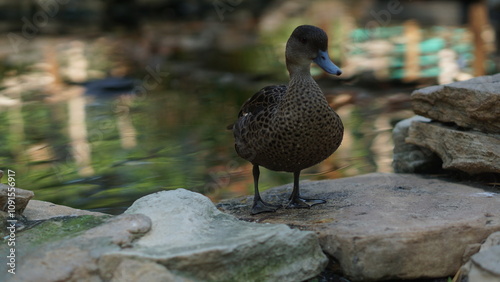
[231,25,344,214]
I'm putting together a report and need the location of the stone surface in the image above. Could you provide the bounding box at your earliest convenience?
[106,258,182,282]
[2,198,108,242]
[0,184,34,214]
[392,115,442,173]
[1,215,111,270]
[6,214,152,282]
[217,173,500,281]
[480,231,500,251]
[470,246,500,276]
[459,232,500,282]
[406,120,500,174]
[411,73,500,133]
[22,199,106,220]
[104,189,327,282]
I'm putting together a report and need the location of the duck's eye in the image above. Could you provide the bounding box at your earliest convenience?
[299,38,307,44]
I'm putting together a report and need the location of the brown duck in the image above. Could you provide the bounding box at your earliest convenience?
[232,25,344,214]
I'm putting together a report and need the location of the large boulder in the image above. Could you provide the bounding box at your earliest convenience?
[218,173,500,281]
[406,121,500,174]
[109,189,328,282]
[411,73,500,133]
[4,189,328,281]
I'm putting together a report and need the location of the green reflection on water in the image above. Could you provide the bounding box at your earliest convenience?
[1,82,394,214]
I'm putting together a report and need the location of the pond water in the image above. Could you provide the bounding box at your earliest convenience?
[0,25,419,214]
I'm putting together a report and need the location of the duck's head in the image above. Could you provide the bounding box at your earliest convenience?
[285,25,342,76]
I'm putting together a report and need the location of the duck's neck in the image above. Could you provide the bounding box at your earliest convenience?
[276,67,326,118]
[285,66,324,101]
[286,61,312,78]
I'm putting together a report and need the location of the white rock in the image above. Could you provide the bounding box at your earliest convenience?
[103,189,328,282]
[2,189,327,282]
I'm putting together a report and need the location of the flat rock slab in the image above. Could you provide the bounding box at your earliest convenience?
[411,73,500,133]
[406,121,500,174]
[23,199,107,220]
[105,189,328,282]
[218,173,500,281]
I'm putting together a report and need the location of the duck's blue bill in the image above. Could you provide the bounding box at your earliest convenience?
[313,50,342,76]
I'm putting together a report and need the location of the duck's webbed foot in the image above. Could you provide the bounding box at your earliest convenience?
[286,171,327,209]
[286,196,326,209]
[251,199,280,215]
[300,197,326,206]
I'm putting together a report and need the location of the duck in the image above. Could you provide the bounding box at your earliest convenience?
[231,25,344,215]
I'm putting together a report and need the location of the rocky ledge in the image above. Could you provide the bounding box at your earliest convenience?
[411,73,500,133]
[218,173,500,281]
[393,74,500,174]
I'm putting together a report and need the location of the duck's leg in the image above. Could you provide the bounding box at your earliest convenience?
[287,171,326,209]
[251,164,279,215]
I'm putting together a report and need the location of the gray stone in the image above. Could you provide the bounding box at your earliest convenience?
[7,214,152,282]
[392,115,442,173]
[22,199,106,220]
[3,189,327,282]
[106,258,184,282]
[480,231,500,251]
[105,189,327,282]
[459,232,500,282]
[411,73,500,133]
[217,173,500,281]
[406,121,500,174]
[470,246,500,276]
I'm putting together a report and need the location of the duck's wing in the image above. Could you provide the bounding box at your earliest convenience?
[237,85,287,118]
[227,85,286,130]
[231,85,287,161]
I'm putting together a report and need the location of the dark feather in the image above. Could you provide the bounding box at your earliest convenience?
[237,85,287,118]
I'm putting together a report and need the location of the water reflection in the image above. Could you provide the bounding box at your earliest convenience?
[68,93,94,176]
[0,66,413,214]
